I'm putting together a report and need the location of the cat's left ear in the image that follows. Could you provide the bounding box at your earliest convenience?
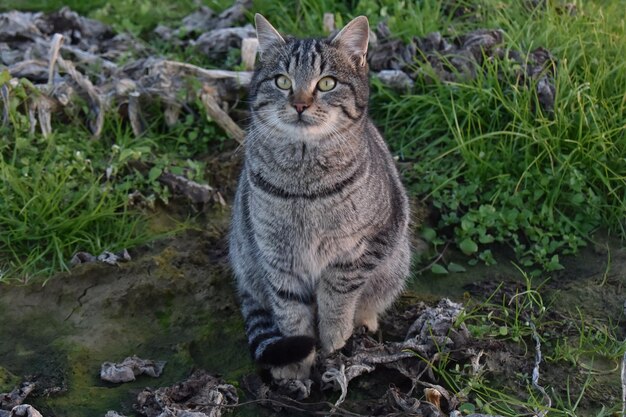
[255,14,285,56]
[331,16,369,67]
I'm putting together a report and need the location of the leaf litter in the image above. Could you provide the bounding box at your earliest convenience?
[0,1,558,145]
[0,296,522,417]
[369,22,556,112]
[240,299,512,417]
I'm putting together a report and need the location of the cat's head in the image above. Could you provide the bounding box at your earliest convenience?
[249,14,370,140]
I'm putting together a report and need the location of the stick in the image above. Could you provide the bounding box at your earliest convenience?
[127,91,144,136]
[200,87,245,144]
[35,35,118,71]
[158,172,216,205]
[159,60,252,87]
[241,38,258,71]
[61,44,118,71]
[47,33,64,87]
[36,97,54,137]
[1,85,9,127]
[56,55,105,138]
[323,13,335,33]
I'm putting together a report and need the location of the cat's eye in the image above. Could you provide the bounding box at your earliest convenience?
[317,76,337,92]
[275,75,292,90]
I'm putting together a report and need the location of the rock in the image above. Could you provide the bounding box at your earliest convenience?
[7,405,43,417]
[0,382,35,410]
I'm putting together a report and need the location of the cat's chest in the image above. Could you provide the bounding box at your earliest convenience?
[287,201,362,274]
[272,197,353,233]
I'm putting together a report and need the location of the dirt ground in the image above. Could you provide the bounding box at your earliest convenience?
[1,202,625,416]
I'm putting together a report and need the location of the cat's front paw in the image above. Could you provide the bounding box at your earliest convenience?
[319,325,352,355]
[354,310,379,333]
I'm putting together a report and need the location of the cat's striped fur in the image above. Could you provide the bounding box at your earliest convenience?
[229,14,411,379]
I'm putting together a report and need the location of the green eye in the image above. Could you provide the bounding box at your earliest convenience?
[275,75,292,90]
[317,76,336,92]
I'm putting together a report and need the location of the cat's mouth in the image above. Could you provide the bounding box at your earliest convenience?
[287,115,314,127]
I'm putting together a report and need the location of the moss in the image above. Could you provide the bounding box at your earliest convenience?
[189,314,254,380]
[37,347,132,417]
[0,366,20,393]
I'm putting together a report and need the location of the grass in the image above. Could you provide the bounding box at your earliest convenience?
[442,269,626,416]
[384,0,626,272]
[0,76,225,282]
[0,133,145,282]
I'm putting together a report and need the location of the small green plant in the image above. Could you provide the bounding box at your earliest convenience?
[431,268,623,416]
[546,310,626,369]
[371,0,626,271]
[0,70,228,282]
[457,268,548,346]
[0,131,149,282]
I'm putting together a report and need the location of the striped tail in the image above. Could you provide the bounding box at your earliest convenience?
[241,293,316,366]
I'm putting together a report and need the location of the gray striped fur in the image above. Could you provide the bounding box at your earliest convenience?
[229,14,411,380]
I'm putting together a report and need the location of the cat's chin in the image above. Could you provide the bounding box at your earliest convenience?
[278,121,328,139]
[286,115,315,127]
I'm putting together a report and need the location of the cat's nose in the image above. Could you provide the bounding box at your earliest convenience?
[293,102,309,114]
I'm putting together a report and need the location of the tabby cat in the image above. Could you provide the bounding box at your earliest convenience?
[229,14,411,380]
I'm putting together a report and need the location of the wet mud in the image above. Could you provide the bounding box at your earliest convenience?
[1,206,625,416]
[0,209,252,416]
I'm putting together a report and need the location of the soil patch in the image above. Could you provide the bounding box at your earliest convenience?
[1,208,625,416]
[0,209,252,416]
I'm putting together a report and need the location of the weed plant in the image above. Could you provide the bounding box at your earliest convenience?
[0,76,224,283]
[446,270,626,415]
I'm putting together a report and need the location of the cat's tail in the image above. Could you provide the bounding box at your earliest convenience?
[240,292,316,366]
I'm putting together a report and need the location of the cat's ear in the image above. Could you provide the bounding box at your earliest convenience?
[331,16,369,66]
[255,14,285,55]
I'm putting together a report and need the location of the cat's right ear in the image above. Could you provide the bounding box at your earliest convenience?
[331,16,369,67]
[255,14,285,56]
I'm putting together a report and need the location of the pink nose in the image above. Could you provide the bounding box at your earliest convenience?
[293,103,309,114]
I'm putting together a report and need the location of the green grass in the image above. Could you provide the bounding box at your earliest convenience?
[0,2,624,279]
[0,77,225,282]
[0,121,146,283]
[368,0,626,271]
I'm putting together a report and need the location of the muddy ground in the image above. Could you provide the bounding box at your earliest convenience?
[1,202,625,416]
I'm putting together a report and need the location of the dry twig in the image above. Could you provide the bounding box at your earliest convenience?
[200,86,245,144]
